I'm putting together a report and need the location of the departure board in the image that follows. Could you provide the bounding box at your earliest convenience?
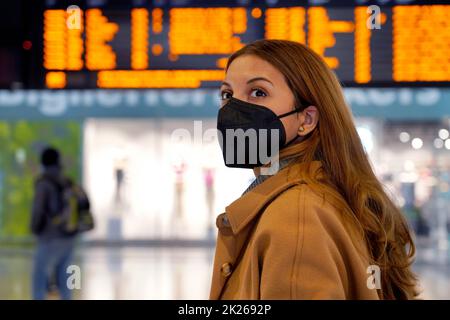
[36,0,450,89]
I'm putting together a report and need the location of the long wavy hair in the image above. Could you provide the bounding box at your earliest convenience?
[226,39,418,299]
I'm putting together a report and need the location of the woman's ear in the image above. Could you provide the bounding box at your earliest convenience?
[298,105,318,136]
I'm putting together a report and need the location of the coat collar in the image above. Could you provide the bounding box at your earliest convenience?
[224,160,325,235]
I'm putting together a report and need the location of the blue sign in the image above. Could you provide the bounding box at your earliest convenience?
[0,88,449,120]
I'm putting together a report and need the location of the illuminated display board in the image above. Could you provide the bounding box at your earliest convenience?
[37,0,450,89]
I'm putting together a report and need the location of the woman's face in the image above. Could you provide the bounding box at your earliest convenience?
[220,54,317,145]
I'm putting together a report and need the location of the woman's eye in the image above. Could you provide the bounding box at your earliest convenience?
[250,88,267,98]
[220,91,232,100]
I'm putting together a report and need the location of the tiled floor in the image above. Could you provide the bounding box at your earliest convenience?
[0,246,449,300]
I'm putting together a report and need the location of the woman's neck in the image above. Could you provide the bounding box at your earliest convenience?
[253,166,261,178]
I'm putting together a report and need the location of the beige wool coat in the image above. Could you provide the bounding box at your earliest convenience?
[209,160,380,300]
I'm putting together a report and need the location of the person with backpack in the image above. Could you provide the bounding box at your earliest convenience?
[30,147,94,300]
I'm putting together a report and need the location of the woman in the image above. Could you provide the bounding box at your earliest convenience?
[210,39,418,300]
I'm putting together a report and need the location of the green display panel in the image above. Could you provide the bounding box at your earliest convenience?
[0,121,81,241]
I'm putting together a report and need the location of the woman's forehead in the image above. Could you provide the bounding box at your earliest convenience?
[225,55,285,86]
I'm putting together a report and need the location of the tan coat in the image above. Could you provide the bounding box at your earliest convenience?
[210,160,380,300]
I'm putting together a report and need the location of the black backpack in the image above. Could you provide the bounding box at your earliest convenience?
[39,175,95,236]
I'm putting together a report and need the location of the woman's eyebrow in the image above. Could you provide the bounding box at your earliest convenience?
[221,77,274,88]
[246,77,274,86]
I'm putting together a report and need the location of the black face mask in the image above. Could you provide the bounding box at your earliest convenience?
[217,97,302,169]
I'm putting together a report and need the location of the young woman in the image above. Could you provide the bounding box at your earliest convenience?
[211,39,418,300]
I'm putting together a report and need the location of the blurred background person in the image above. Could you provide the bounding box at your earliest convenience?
[30,147,93,300]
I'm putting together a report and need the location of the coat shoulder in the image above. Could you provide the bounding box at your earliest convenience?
[256,182,343,237]
[255,182,364,255]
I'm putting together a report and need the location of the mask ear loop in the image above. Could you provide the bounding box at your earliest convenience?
[262,98,309,174]
[277,107,302,119]
[278,95,311,145]
[277,93,310,119]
